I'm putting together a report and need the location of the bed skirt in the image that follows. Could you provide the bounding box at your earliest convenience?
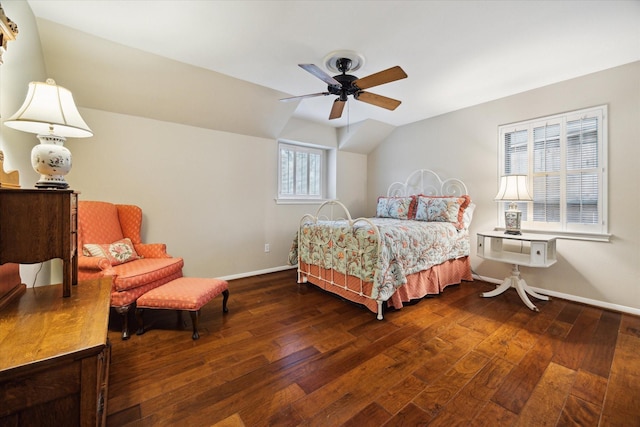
[299,256,472,315]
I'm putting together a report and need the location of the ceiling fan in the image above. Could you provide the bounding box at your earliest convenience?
[280,54,408,120]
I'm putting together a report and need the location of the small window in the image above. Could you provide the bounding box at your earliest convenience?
[498,105,608,237]
[278,141,326,201]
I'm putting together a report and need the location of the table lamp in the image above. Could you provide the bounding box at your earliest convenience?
[3,78,92,189]
[495,175,532,235]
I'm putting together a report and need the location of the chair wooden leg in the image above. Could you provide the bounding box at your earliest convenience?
[189,310,200,340]
[115,305,132,340]
[222,289,229,313]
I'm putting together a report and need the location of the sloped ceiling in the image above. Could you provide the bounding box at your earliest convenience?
[337,121,396,155]
[35,19,299,140]
[27,1,640,152]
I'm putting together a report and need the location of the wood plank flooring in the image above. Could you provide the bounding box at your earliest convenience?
[105,269,640,426]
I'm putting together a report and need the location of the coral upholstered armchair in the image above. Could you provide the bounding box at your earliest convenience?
[77,201,184,339]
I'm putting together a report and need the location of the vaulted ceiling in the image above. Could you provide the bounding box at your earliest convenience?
[25,1,640,145]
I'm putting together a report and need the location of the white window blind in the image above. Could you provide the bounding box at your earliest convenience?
[566,116,599,225]
[504,129,530,219]
[499,105,608,237]
[532,122,561,223]
[278,142,325,200]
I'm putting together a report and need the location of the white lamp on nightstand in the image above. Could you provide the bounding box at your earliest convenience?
[495,175,532,235]
[4,78,92,189]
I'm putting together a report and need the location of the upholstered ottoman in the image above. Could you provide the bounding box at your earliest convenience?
[135,277,229,340]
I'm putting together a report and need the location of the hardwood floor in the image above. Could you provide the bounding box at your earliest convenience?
[105,269,640,426]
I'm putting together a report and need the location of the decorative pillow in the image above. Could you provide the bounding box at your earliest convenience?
[83,238,141,266]
[414,195,471,229]
[463,203,476,229]
[376,196,416,219]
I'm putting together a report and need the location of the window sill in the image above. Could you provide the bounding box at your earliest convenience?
[275,198,329,205]
[493,227,612,242]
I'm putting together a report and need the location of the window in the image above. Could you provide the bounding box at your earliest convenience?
[498,106,608,238]
[278,141,327,201]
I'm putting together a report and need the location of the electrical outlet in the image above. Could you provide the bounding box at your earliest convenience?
[264,243,270,253]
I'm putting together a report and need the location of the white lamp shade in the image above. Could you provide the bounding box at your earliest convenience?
[495,175,532,201]
[3,79,92,138]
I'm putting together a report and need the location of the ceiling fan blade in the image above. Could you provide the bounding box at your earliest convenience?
[329,99,346,120]
[354,66,407,90]
[355,91,402,110]
[280,92,330,102]
[299,64,341,87]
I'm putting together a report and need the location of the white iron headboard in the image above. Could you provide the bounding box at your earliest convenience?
[386,169,468,197]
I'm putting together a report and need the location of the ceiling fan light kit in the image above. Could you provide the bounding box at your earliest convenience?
[281,50,407,120]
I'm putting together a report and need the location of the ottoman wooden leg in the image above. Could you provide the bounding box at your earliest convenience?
[176,310,183,329]
[189,310,200,340]
[222,289,229,313]
[135,308,145,336]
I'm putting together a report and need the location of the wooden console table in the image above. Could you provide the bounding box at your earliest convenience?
[0,278,111,426]
[0,189,78,297]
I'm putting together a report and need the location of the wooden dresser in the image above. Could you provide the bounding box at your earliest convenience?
[0,189,78,297]
[0,278,111,426]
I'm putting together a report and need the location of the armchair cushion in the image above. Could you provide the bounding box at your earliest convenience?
[110,258,184,292]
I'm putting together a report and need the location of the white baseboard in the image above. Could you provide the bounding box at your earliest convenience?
[218,265,296,282]
[472,273,640,317]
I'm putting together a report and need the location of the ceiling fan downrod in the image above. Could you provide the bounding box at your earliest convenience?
[328,57,359,101]
[336,57,352,73]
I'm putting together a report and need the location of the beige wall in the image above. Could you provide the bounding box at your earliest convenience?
[65,109,367,279]
[368,61,640,313]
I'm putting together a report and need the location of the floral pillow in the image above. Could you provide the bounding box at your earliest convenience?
[83,237,141,266]
[376,196,416,219]
[414,195,471,229]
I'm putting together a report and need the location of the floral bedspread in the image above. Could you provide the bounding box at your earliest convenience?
[291,218,470,302]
